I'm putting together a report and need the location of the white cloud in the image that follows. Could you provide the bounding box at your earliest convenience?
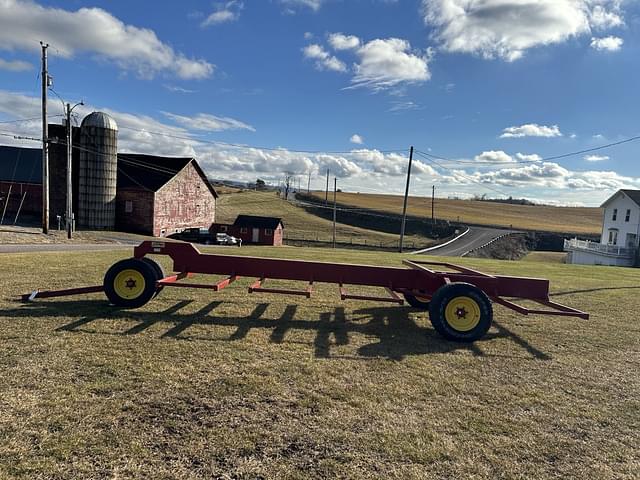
[162,112,255,132]
[389,101,421,112]
[350,134,364,145]
[0,58,32,72]
[515,153,542,163]
[590,36,623,51]
[303,44,347,72]
[0,0,213,79]
[584,154,610,162]
[201,1,243,26]
[500,124,563,138]
[280,0,324,12]
[351,38,432,90]
[422,0,625,61]
[475,150,513,163]
[329,33,361,50]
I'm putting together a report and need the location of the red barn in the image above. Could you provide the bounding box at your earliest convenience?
[116,154,218,237]
[211,215,284,246]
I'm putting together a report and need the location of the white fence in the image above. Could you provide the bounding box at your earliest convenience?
[564,238,635,258]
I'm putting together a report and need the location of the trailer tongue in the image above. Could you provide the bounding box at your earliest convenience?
[23,241,588,342]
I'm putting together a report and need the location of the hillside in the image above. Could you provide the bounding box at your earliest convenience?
[215,190,437,248]
[308,191,602,235]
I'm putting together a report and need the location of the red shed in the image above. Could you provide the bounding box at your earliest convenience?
[229,215,284,246]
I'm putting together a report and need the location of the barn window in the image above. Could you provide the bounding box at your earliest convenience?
[625,209,631,222]
[612,209,617,221]
[265,228,273,236]
[220,226,228,232]
[240,227,248,234]
[125,200,133,213]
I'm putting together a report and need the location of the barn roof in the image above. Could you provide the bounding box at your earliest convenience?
[601,189,640,208]
[0,145,42,184]
[117,153,217,197]
[233,215,283,229]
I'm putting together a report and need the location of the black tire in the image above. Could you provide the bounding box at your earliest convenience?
[103,258,158,308]
[141,257,165,298]
[404,293,431,309]
[428,282,493,342]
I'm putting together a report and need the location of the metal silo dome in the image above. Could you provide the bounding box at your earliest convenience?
[78,111,118,230]
[81,111,118,131]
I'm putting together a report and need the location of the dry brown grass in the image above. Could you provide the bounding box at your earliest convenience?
[0,246,638,478]
[216,190,436,248]
[308,191,603,235]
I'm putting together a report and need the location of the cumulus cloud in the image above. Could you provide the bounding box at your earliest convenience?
[350,134,364,145]
[351,38,432,89]
[1,89,636,203]
[162,112,255,132]
[303,44,347,72]
[590,36,624,51]
[500,124,563,138]
[475,150,514,163]
[0,0,213,79]
[201,1,243,26]
[422,0,625,61]
[584,154,610,162]
[329,33,361,50]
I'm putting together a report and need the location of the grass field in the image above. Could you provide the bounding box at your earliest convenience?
[0,246,638,479]
[308,191,603,235]
[216,190,436,248]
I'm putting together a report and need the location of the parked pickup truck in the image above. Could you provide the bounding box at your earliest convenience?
[168,228,240,246]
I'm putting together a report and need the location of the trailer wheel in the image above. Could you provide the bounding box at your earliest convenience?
[404,293,431,309]
[103,258,158,308]
[428,282,492,342]
[141,257,165,298]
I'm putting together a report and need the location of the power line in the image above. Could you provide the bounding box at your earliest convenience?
[540,135,640,162]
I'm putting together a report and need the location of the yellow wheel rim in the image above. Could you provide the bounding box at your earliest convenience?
[113,269,146,300]
[444,296,481,332]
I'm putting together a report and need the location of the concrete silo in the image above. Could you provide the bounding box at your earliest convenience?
[78,112,118,230]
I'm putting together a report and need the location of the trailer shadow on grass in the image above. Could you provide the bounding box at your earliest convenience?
[3,299,549,361]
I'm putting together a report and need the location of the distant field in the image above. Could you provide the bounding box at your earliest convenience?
[308,191,602,235]
[216,190,436,248]
[0,247,637,478]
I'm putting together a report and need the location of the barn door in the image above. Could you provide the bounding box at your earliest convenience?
[252,228,260,242]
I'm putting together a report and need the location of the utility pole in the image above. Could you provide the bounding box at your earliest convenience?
[65,103,72,239]
[41,42,49,234]
[325,169,329,205]
[431,185,435,226]
[307,170,311,194]
[399,146,414,253]
[332,177,337,248]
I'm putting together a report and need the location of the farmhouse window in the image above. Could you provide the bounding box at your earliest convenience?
[240,227,248,234]
[612,209,617,221]
[125,200,133,213]
[608,229,618,245]
[625,209,631,222]
[265,229,273,236]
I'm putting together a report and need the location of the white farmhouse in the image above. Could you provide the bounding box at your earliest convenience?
[565,189,640,266]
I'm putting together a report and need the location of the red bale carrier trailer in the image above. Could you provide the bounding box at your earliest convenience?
[23,241,588,342]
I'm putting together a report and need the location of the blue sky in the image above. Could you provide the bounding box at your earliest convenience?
[0,0,638,205]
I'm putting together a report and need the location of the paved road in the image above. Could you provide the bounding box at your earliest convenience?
[0,244,131,254]
[417,226,514,257]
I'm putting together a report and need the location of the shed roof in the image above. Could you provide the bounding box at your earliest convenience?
[0,145,42,184]
[233,215,284,229]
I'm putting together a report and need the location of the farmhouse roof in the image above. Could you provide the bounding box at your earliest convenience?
[601,189,640,208]
[233,215,284,229]
[117,153,218,198]
[0,145,42,184]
